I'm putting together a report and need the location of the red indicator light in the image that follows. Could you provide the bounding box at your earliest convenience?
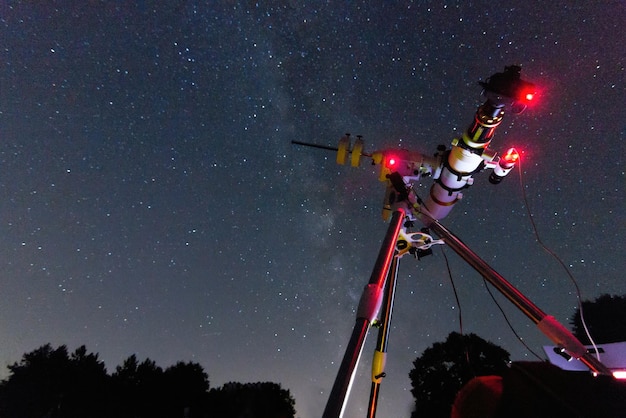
[386,157,397,167]
[520,85,537,103]
[614,370,626,380]
[517,80,536,104]
[503,148,519,164]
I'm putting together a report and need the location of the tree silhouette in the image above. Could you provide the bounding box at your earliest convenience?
[111,355,167,418]
[570,293,626,344]
[207,381,296,418]
[409,332,511,418]
[0,344,110,418]
[62,345,111,417]
[162,361,210,418]
[0,343,297,418]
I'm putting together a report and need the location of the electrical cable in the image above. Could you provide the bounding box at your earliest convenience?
[481,276,546,361]
[439,246,472,368]
[417,192,540,361]
[441,246,463,336]
[416,186,539,365]
[413,188,471,365]
[515,158,601,360]
[411,187,461,333]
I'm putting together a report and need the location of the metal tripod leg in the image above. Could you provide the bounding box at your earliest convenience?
[322,209,405,418]
[428,219,611,375]
[367,253,400,418]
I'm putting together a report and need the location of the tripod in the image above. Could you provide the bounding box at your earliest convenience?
[321,207,610,418]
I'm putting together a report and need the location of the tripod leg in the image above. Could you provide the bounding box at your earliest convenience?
[367,254,400,418]
[322,209,405,418]
[428,219,611,375]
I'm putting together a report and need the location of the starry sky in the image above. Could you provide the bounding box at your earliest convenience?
[1,1,624,417]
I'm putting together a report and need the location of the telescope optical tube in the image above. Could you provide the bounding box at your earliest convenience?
[422,103,504,220]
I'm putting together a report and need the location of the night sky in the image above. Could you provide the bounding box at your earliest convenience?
[1,1,625,417]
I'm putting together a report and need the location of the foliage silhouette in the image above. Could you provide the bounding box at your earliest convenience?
[163,361,210,417]
[0,344,110,418]
[570,293,626,344]
[110,355,166,418]
[409,332,510,418]
[0,344,296,418]
[207,381,296,418]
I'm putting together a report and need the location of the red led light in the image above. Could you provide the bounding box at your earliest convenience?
[517,81,537,104]
[503,148,519,164]
[520,86,537,103]
[386,157,397,167]
[614,370,626,380]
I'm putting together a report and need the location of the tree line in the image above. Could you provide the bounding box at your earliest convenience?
[0,344,295,418]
